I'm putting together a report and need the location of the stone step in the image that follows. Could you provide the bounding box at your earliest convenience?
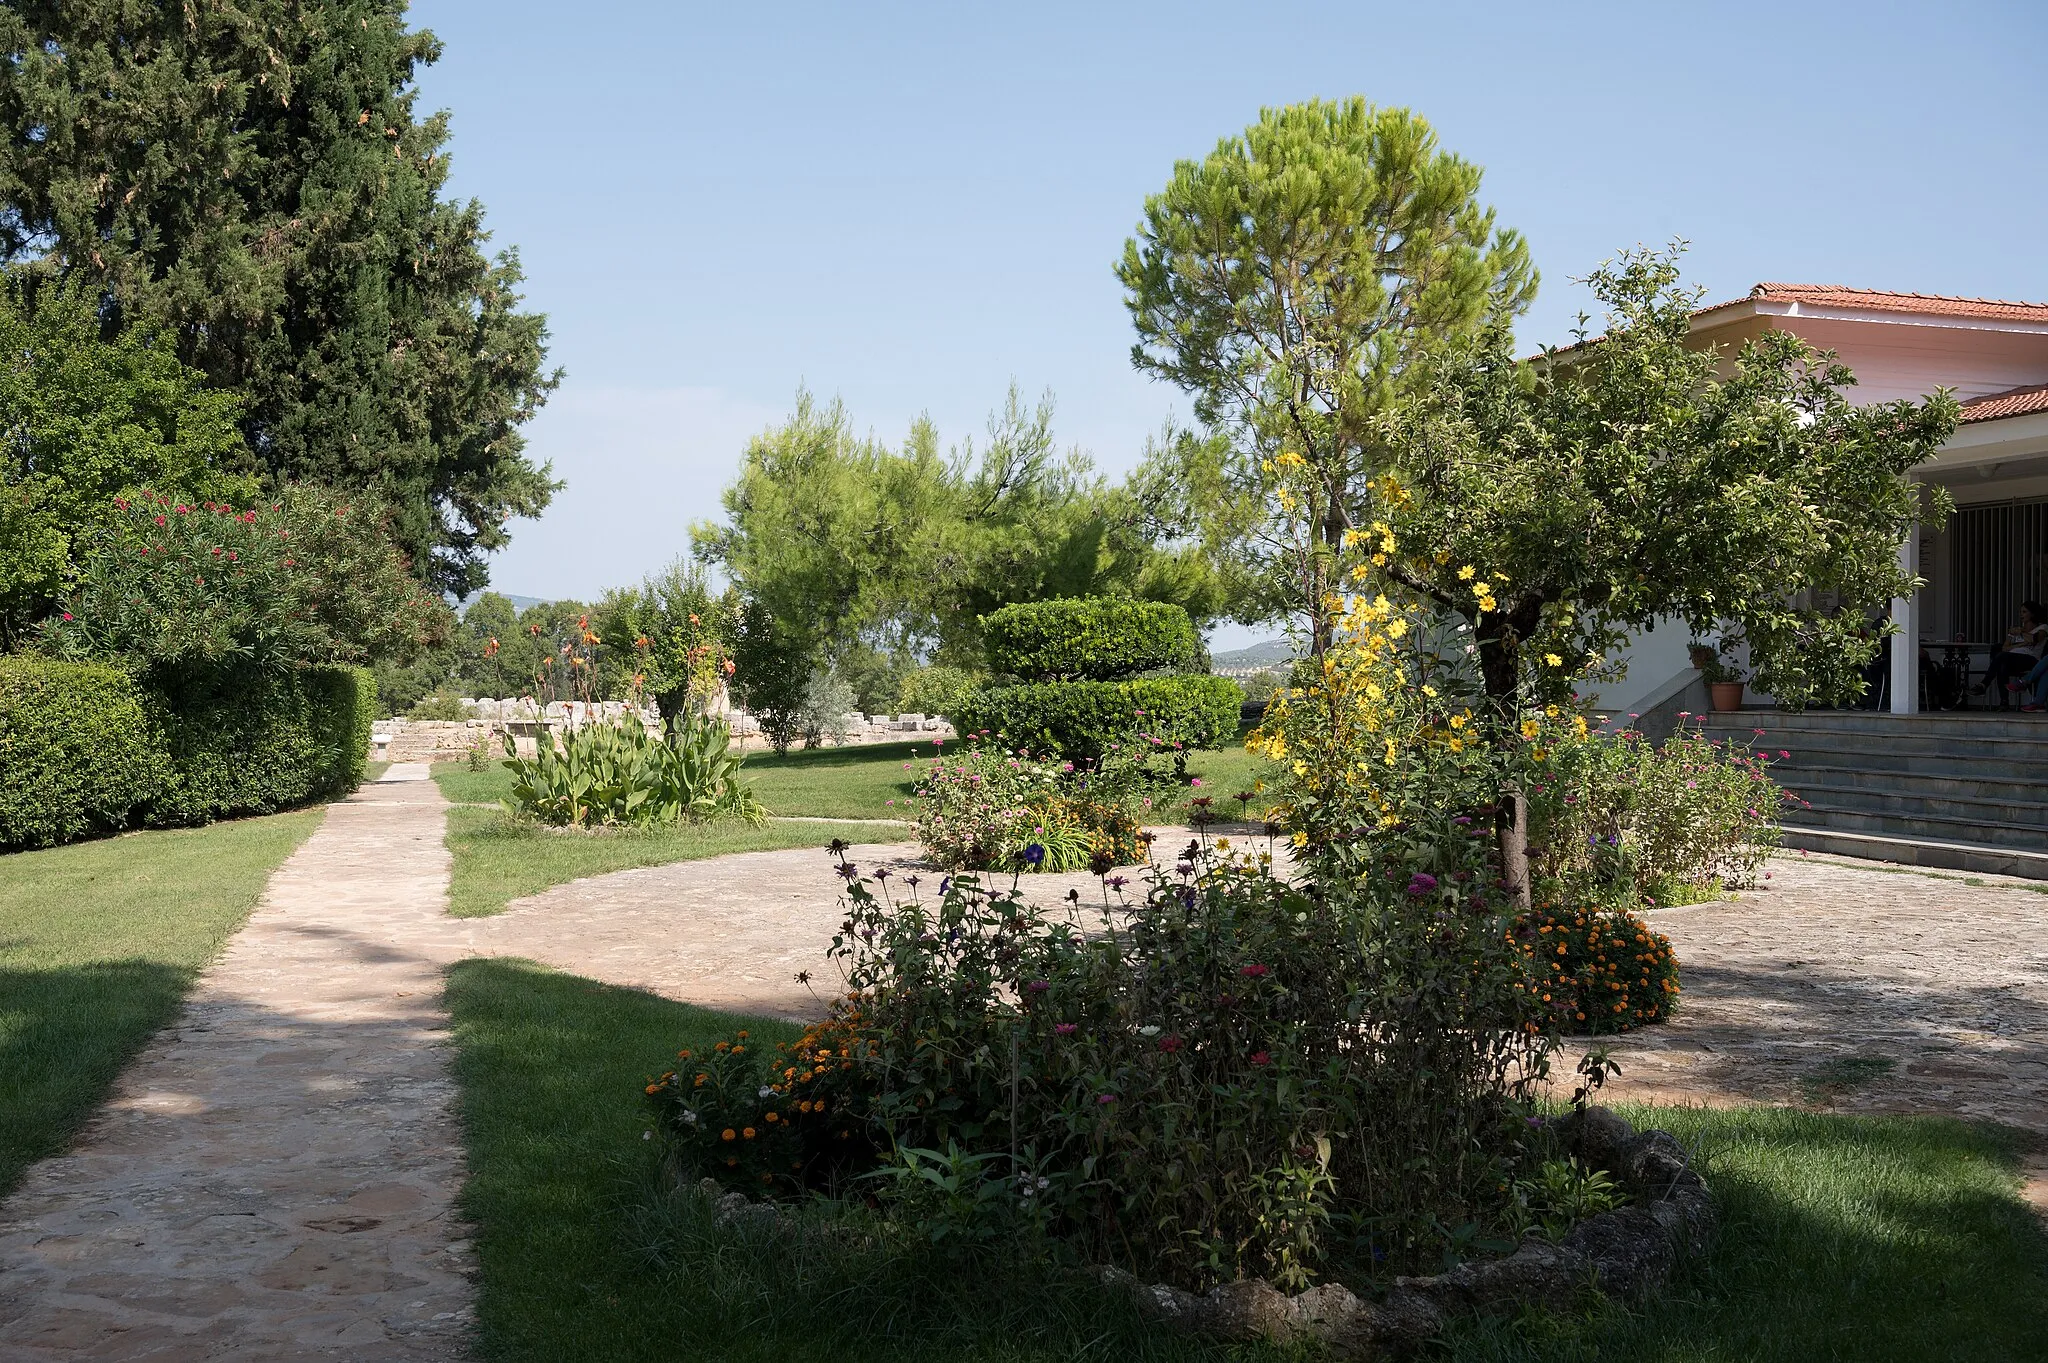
[1776,823,2048,881]
[1716,728,2048,764]
[1789,801,2048,851]
[1770,762,2048,806]
[1776,778,2048,828]
[1761,746,2048,783]
[1698,709,2048,741]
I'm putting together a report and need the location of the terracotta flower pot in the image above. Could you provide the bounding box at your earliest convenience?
[1709,681,1745,713]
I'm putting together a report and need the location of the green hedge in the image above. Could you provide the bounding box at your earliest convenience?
[147,664,376,827]
[981,597,1199,682]
[0,656,169,850]
[951,675,1242,762]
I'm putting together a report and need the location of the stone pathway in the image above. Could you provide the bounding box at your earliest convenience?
[0,766,471,1362]
[451,837,1184,1019]
[1574,855,2048,1140]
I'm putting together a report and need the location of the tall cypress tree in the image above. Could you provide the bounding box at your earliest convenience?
[0,0,558,594]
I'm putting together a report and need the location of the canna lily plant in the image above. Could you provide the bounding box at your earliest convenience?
[502,710,766,827]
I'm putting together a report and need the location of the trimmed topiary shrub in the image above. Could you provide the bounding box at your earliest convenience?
[307,664,377,797]
[951,675,1241,764]
[0,655,168,849]
[981,597,1199,682]
[145,663,376,826]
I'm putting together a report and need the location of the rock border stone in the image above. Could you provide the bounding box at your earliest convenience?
[1096,1105,1714,1356]
[680,1106,1711,1358]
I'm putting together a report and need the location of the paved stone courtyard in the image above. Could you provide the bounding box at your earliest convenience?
[2,780,2041,1358]
[1575,854,2048,1140]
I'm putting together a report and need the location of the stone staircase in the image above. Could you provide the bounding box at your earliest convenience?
[1698,709,2048,880]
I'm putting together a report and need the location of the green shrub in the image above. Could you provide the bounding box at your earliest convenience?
[1525,714,1784,904]
[1512,903,1679,1034]
[0,655,167,849]
[981,597,1199,682]
[146,664,373,826]
[306,664,376,797]
[408,689,470,720]
[655,843,1553,1288]
[896,664,980,717]
[951,675,1241,763]
[907,737,1145,872]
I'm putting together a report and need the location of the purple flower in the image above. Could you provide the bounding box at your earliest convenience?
[938,876,951,895]
[1097,1092,1119,1104]
[1022,843,1046,866]
[1239,964,1270,979]
[1054,1022,1078,1035]
[1027,979,1050,993]
[1406,872,1439,896]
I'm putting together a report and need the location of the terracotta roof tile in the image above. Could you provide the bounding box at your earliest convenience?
[1960,382,2048,424]
[1738,283,2048,325]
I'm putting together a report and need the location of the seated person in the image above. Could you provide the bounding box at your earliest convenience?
[1983,601,2047,708]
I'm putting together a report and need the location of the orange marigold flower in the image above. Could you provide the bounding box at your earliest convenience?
[743,1127,757,1139]
[721,1129,736,1142]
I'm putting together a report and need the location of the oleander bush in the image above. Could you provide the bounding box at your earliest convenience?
[980,597,1200,682]
[1512,903,1680,1034]
[950,675,1241,765]
[0,654,167,849]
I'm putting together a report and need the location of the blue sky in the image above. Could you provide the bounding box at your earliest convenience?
[409,0,2048,645]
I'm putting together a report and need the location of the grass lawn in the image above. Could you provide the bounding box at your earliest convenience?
[448,959,2048,1363]
[0,809,324,1199]
[442,807,907,918]
[434,733,1276,825]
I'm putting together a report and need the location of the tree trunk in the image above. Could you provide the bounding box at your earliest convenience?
[1477,627,1533,910]
[1497,790,1531,911]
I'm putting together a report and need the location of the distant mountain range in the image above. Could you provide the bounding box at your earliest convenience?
[455,591,550,616]
[1210,638,1297,670]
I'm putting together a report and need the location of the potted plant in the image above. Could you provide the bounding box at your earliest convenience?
[1690,640,1746,712]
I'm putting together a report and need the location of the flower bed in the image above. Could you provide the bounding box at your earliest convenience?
[646,835,1612,1290]
[903,736,1153,871]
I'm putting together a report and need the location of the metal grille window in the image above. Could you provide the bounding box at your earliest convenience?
[1950,498,2048,644]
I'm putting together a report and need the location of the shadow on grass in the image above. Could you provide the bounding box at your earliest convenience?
[0,960,193,1199]
[1445,1105,2048,1363]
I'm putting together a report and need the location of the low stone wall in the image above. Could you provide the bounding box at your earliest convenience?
[367,702,955,763]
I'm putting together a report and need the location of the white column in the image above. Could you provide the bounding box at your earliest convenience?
[1889,518,1920,715]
